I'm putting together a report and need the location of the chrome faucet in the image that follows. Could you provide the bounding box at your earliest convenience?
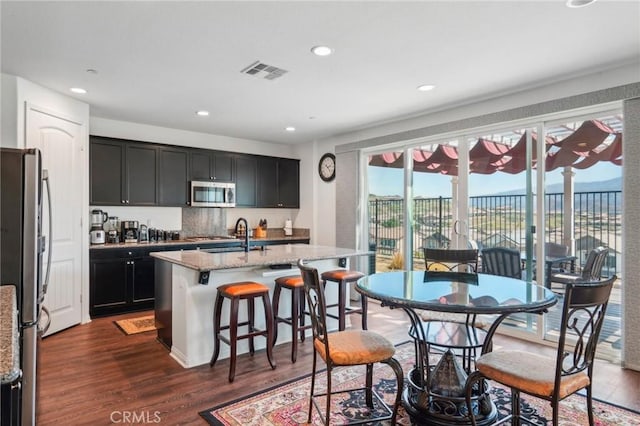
[234,217,250,252]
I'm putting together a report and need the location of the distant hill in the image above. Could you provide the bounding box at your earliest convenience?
[472,177,622,213]
[488,177,621,196]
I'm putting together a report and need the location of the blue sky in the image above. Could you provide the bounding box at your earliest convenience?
[368,162,622,197]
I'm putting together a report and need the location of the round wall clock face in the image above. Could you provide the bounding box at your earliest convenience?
[318,153,336,182]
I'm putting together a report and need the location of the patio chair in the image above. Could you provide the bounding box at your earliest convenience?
[480,247,523,279]
[410,248,487,372]
[541,242,574,274]
[551,246,609,287]
[464,275,615,426]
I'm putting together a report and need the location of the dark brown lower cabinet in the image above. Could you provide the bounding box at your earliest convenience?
[90,240,311,318]
[90,248,157,317]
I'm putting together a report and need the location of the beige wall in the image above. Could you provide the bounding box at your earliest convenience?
[623,97,640,371]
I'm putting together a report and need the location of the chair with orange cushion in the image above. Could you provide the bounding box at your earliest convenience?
[210,281,276,382]
[464,275,615,426]
[298,260,403,425]
[272,275,312,363]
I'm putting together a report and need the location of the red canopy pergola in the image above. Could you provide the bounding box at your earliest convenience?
[368,120,622,176]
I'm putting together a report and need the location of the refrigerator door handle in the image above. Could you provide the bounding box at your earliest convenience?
[42,169,52,295]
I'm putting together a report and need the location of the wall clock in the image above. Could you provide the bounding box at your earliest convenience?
[318,153,336,182]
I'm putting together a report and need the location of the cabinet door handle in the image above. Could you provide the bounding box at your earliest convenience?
[121,199,125,204]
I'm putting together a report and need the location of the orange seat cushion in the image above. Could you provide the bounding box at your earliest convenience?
[321,270,365,283]
[218,282,269,297]
[314,330,395,366]
[275,276,304,287]
[476,350,590,399]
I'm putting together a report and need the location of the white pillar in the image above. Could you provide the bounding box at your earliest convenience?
[403,147,414,270]
[623,97,640,371]
[561,167,576,255]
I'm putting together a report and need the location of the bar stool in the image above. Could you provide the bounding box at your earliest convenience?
[210,281,276,382]
[320,269,367,331]
[272,275,312,363]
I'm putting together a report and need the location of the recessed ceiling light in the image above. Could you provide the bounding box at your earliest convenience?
[196,110,210,117]
[566,0,598,8]
[417,84,435,92]
[285,126,296,132]
[70,87,87,94]
[311,45,333,56]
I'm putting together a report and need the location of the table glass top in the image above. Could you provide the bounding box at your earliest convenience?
[356,270,557,314]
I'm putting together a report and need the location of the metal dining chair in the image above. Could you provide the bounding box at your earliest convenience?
[481,247,523,279]
[465,275,615,426]
[410,248,487,372]
[297,260,404,425]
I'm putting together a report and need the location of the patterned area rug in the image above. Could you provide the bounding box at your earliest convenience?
[114,315,156,335]
[199,342,639,425]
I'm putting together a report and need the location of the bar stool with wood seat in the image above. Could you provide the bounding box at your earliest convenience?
[210,281,276,382]
[320,269,367,331]
[272,275,312,362]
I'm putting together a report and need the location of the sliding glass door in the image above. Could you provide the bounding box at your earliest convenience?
[365,109,623,360]
[541,113,623,363]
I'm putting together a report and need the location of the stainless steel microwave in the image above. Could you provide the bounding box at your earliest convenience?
[190,181,236,207]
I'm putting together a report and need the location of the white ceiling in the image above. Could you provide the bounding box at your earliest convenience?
[2,1,639,145]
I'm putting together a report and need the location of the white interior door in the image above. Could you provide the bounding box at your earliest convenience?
[26,104,83,335]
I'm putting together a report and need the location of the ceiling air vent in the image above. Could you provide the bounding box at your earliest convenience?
[241,61,288,80]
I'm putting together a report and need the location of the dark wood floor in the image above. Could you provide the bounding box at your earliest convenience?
[37,301,639,425]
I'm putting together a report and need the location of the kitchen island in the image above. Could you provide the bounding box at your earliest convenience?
[150,244,372,368]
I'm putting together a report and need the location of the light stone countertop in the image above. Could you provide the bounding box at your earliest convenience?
[0,285,20,384]
[149,244,373,271]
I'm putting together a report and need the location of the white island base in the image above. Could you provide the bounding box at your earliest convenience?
[152,246,365,369]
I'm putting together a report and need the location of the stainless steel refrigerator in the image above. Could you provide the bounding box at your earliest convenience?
[0,148,51,425]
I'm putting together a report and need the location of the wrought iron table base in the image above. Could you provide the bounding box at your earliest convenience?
[402,367,497,426]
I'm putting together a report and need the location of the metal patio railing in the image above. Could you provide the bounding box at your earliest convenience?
[369,191,622,277]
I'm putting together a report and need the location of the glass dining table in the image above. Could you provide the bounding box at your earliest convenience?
[355,270,558,426]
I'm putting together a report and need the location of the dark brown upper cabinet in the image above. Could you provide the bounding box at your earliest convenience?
[189,149,234,182]
[257,157,299,208]
[90,135,299,209]
[234,155,258,207]
[158,147,190,206]
[90,136,157,206]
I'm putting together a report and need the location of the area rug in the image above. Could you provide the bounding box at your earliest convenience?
[114,315,156,335]
[199,342,640,425]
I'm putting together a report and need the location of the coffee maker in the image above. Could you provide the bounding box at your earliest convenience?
[106,216,121,243]
[90,209,108,244]
[121,220,139,243]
